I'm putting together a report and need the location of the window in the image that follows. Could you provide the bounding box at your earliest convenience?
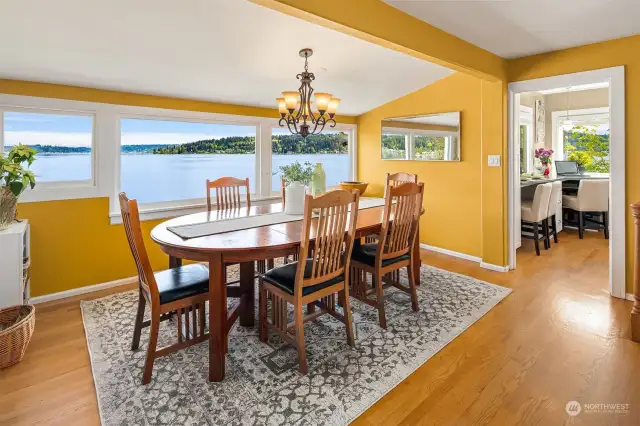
[120,118,256,204]
[413,134,446,160]
[381,132,407,159]
[271,129,349,191]
[552,107,610,173]
[2,111,93,183]
[519,105,533,174]
[0,94,357,219]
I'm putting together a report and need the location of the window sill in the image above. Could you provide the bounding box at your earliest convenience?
[109,195,282,225]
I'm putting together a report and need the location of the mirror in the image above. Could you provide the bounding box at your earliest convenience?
[381,112,460,161]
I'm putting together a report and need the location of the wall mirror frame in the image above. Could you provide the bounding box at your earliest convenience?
[381,112,461,161]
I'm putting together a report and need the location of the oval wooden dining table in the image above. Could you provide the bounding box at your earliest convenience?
[151,201,422,381]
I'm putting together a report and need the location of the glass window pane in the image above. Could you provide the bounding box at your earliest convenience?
[563,123,610,173]
[3,111,93,182]
[381,133,406,159]
[271,129,349,191]
[520,124,527,173]
[120,118,256,204]
[413,134,446,160]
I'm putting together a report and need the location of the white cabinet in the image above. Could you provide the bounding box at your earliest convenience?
[0,220,30,309]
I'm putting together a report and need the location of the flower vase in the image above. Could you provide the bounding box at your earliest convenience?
[543,163,551,177]
[284,181,306,215]
[310,163,326,196]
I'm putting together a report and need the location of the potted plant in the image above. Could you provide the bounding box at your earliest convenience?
[567,151,592,174]
[534,148,554,177]
[0,145,37,229]
[279,161,314,215]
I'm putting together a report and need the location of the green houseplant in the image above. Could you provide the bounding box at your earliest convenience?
[278,161,314,215]
[0,144,37,229]
[567,150,592,174]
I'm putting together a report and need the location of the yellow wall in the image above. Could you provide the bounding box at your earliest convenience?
[508,34,640,293]
[357,73,483,258]
[0,79,357,297]
[18,198,168,297]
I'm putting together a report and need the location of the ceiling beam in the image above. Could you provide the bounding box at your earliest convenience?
[250,0,506,82]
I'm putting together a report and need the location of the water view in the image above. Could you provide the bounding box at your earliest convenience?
[29,152,349,204]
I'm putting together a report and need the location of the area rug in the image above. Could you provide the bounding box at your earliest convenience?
[81,265,511,425]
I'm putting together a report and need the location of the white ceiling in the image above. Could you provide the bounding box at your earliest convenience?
[384,0,640,58]
[0,0,454,116]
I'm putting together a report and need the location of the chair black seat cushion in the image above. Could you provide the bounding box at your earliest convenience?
[351,243,410,267]
[155,264,209,305]
[262,259,344,296]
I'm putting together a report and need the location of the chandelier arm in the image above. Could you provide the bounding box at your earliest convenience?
[309,116,326,136]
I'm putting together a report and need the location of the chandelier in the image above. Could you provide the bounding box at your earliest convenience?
[276,48,340,138]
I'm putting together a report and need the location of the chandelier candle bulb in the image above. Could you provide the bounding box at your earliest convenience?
[314,93,332,113]
[327,98,340,117]
[276,97,287,116]
[282,91,299,111]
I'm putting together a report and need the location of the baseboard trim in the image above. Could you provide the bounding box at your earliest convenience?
[480,263,510,273]
[419,244,482,263]
[419,243,508,273]
[627,293,637,302]
[29,276,137,305]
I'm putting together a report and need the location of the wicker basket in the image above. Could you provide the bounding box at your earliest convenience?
[0,305,35,369]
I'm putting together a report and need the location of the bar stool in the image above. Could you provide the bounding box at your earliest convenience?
[562,179,609,239]
[544,181,563,248]
[521,183,552,256]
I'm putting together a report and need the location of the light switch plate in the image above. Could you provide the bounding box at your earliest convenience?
[488,155,501,167]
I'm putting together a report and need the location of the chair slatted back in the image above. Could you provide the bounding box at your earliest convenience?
[386,172,418,189]
[119,193,159,303]
[378,182,424,261]
[295,190,360,291]
[206,177,251,211]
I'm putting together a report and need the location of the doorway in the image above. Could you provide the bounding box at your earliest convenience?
[507,67,625,299]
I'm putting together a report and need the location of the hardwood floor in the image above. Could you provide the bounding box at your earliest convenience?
[1,229,638,425]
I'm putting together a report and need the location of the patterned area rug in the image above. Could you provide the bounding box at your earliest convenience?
[81,265,511,425]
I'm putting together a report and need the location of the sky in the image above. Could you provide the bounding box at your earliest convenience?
[3,112,256,147]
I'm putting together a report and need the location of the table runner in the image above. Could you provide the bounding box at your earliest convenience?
[167,197,386,239]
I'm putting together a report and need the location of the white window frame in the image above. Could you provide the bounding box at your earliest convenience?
[519,105,533,173]
[0,94,357,223]
[269,123,356,196]
[0,95,105,202]
[381,129,410,160]
[382,126,459,161]
[551,106,609,162]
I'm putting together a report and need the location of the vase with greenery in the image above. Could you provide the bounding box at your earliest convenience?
[278,161,314,215]
[0,145,37,229]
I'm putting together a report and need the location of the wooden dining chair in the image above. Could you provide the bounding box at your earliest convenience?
[206,176,251,211]
[350,182,424,329]
[119,193,209,384]
[386,171,418,189]
[258,189,360,374]
[365,172,418,245]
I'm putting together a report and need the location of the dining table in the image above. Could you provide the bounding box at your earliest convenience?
[151,199,422,381]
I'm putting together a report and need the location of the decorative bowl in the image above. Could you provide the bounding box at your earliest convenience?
[339,181,369,195]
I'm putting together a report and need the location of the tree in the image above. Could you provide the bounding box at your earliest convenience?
[565,125,609,173]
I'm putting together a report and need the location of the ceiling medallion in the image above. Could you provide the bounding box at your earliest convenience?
[276,48,340,138]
